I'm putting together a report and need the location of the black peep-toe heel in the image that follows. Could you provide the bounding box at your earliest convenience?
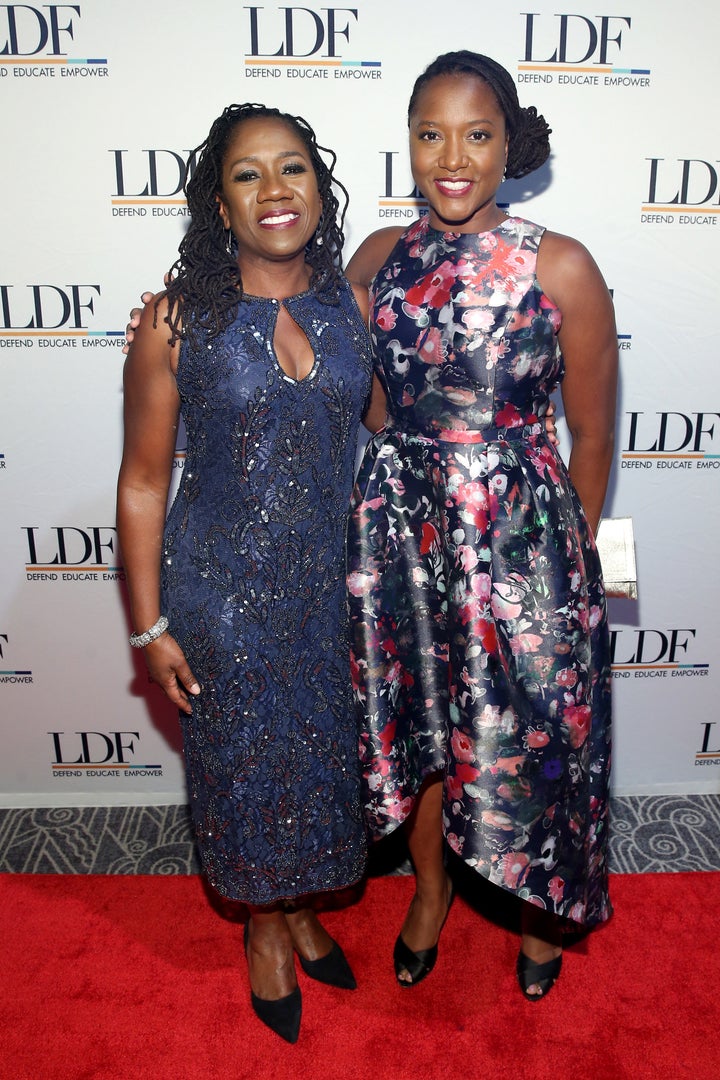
[393,885,454,988]
[516,949,562,1001]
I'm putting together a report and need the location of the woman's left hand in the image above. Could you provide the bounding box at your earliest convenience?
[544,400,559,446]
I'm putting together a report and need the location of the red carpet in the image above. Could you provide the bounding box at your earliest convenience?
[1,871,713,1079]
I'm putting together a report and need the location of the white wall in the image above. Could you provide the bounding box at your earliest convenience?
[1,0,718,806]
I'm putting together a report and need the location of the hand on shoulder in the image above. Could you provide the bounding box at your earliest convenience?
[130,289,179,342]
[123,289,181,380]
[123,290,164,354]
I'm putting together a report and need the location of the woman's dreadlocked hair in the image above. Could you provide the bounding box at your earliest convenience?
[162,103,349,346]
[407,51,551,180]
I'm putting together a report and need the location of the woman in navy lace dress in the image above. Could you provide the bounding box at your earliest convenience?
[117,104,384,1043]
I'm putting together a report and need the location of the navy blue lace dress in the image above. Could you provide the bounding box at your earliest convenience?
[161,281,372,905]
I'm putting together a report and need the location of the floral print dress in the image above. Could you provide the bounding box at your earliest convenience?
[347,216,612,927]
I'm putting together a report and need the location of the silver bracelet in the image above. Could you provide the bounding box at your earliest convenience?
[129,615,169,648]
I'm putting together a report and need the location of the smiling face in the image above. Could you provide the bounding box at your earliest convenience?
[216,115,322,273]
[409,72,509,233]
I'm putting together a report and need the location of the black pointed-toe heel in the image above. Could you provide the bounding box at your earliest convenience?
[249,986,302,1043]
[244,923,302,1043]
[298,939,357,990]
[516,949,562,1001]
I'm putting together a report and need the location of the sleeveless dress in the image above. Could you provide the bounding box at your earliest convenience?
[347,216,612,927]
[161,280,372,905]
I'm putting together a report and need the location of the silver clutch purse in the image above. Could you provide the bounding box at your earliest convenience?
[596,517,638,600]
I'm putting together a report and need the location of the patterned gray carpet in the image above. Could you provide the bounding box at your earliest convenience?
[2,794,720,876]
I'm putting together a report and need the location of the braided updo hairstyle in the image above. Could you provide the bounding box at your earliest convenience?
[163,103,349,346]
[407,51,551,180]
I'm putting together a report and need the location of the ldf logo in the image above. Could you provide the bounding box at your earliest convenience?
[24,526,117,566]
[625,412,720,454]
[110,149,199,198]
[245,5,357,57]
[610,629,696,666]
[699,724,720,756]
[521,12,630,65]
[378,152,422,200]
[51,731,139,765]
[646,159,720,207]
[0,4,79,56]
[0,285,100,329]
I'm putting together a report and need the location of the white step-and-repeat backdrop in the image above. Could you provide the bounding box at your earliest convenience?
[1,1,718,807]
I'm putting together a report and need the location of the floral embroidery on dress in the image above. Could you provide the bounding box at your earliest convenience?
[162,281,372,904]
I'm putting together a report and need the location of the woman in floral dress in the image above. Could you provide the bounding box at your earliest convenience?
[346,51,617,999]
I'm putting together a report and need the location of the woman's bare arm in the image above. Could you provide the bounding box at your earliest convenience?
[538,232,618,535]
[116,295,200,712]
